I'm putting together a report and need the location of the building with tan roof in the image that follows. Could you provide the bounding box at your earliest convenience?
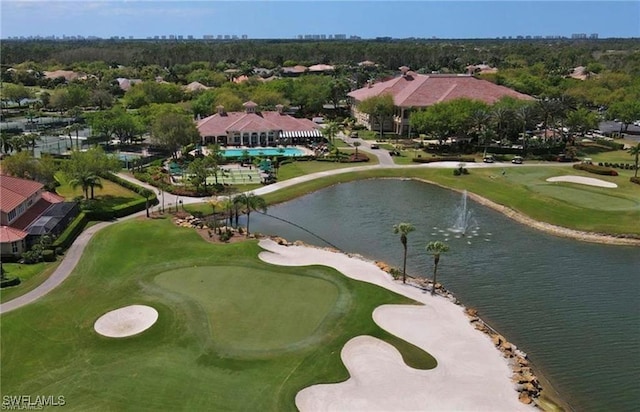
[347,67,534,136]
[1,175,78,258]
[184,81,210,92]
[197,102,323,146]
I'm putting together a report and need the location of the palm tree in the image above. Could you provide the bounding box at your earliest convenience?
[393,222,415,284]
[64,125,74,151]
[240,193,267,237]
[322,121,341,152]
[353,141,362,159]
[87,175,103,200]
[23,133,41,156]
[1,132,14,154]
[629,143,640,178]
[68,173,92,200]
[426,241,450,295]
[69,123,84,150]
[209,197,221,234]
[516,105,536,155]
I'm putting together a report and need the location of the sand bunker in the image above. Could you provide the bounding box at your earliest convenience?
[94,305,158,338]
[259,239,534,411]
[546,175,617,188]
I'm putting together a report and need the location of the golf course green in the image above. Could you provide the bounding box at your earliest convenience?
[0,217,435,411]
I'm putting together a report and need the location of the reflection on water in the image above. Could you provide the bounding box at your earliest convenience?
[245,179,640,412]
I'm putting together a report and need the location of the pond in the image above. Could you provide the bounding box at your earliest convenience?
[242,179,640,412]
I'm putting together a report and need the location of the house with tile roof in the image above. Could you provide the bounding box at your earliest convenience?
[0,175,78,258]
[197,102,323,147]
[347,67,534,136]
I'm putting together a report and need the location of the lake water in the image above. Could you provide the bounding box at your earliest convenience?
[243,179,640,412]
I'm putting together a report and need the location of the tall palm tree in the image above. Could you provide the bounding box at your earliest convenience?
[23,133,41,156]
[629,143,640,178]
[240,193,267,237]
[426,241,450,295]
[64,125,74,151]
[393,222,415,284]
[69,123,84,150]
[209,197,221,234]
[516,105,536,155]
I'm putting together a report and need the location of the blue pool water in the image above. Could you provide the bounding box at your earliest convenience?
[221,147,304,157]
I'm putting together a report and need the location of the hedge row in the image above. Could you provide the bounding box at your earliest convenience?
[412,156,476,163]
[598,162,639,170]
[572,163,619,176]
[0,277,21,288]
[52,212,89,250]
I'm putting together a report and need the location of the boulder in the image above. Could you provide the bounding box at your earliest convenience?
[518,392,533,404]
[465,308,478,317]
[492,334,505,346]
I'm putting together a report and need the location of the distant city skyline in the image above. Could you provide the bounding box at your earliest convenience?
[1,1,638,40]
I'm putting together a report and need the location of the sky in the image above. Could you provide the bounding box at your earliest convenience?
[1,1,638,40]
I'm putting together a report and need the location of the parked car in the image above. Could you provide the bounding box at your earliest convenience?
[370,144,380,149]
[511,156,524,164]
[483,155,495,163]
[350,131,359,138]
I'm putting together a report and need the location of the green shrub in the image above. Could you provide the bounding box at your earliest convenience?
[572,163,619,176]
[42,249,56,262]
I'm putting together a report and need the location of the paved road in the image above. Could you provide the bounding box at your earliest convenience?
[0,158,574,314]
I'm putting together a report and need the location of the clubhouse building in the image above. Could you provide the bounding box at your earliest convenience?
[196,102,323,147]
[348,66,534,136]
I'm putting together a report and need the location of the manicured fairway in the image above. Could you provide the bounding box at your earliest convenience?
[0,218,434,411]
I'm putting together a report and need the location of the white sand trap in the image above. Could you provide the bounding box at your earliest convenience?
[94,305,158,338]
[258,239,534,411]
[546,175,617,188]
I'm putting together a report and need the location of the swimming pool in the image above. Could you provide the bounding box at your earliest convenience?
[221,147,305,157]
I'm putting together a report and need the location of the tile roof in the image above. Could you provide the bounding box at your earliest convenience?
[197,110,320,137]
[0,175,43,213]
[41,191,65,204]
[308,64,335,72]
[43,70,84,81]
[184,81,210,92]
[348,73,534,107]
[0,225,27,243]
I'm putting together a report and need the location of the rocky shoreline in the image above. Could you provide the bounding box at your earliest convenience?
[372,259,551,408]
[270,236,566,410]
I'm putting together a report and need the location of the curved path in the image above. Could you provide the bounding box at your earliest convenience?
[1,157,635,314]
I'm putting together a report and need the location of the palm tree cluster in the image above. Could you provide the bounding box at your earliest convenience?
[206,193,267,239]
[393,222,451,294]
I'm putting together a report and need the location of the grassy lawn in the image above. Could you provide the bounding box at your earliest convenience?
[0,261,60,302]
[0,218,435,411]
[56,172,142,206]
